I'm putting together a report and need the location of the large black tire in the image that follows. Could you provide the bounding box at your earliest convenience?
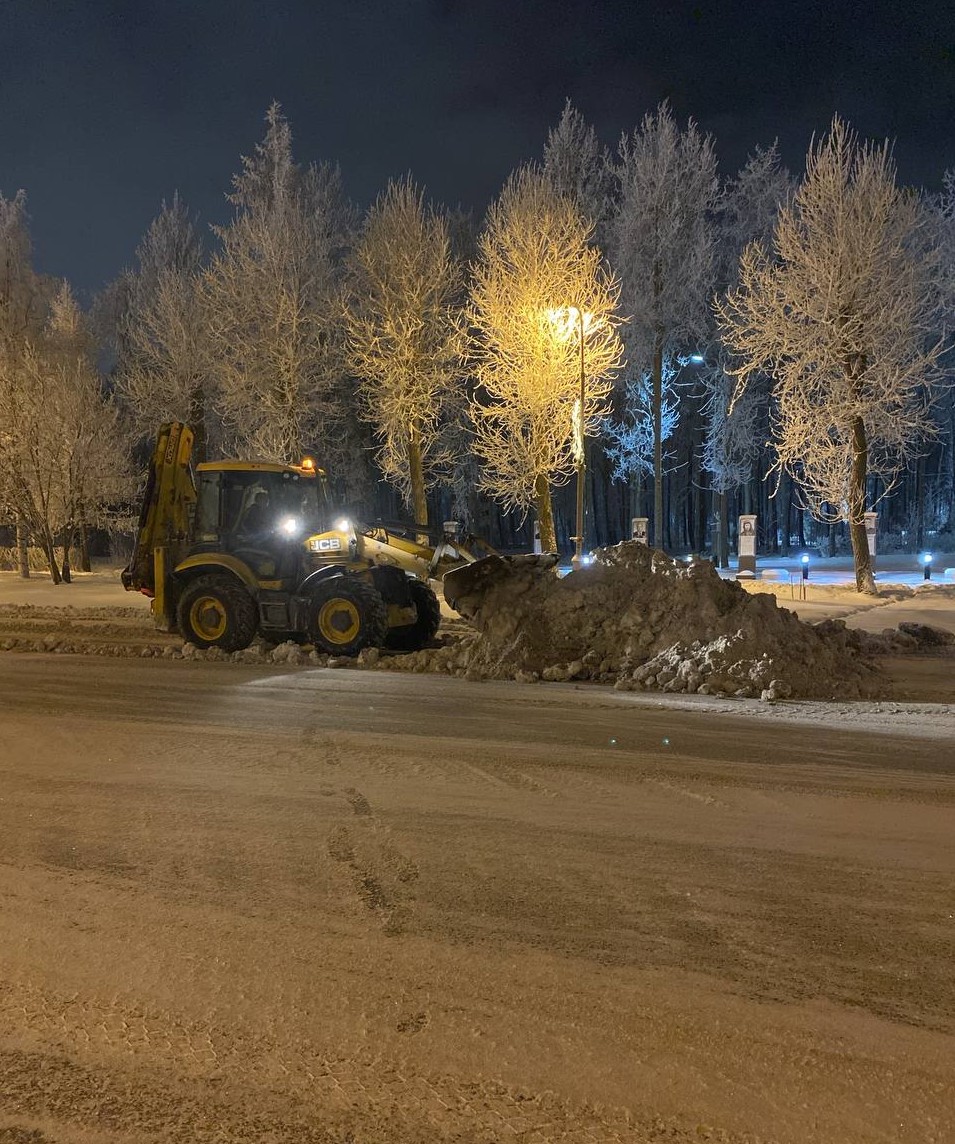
[384,579,442,652]
[309,576,388,657]
[176,573,258,652]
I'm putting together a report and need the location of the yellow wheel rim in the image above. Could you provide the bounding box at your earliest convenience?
[189,595,228,641]
[317,598,361,645]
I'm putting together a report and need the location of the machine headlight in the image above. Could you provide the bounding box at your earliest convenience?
[279,516,301,537]
[335,517,352,533]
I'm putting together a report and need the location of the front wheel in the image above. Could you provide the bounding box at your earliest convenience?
[176,573,258,652]
[384,579,442,651]
[309,577,388,657]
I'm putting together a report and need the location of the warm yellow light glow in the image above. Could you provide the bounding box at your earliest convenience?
[571,398,584,462]
[300,456,316,471]
[544,306,597,340]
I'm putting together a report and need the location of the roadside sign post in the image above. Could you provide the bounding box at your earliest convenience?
[737,515,757,577]
[864,512,877,566]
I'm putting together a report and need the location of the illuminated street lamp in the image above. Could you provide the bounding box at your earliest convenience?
[801,552,810,581]
[545,306,595,570]
[922,552,933,581]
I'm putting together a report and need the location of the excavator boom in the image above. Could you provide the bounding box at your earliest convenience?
[122,422,197,621]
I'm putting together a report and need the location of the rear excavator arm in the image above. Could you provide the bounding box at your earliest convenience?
[122,422,197,629]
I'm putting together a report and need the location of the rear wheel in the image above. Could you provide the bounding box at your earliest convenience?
[176,573,258,652]
[309,577,388,657]
[384,579,442,651]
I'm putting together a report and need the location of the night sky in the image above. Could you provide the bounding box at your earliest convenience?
[3,0,954,299]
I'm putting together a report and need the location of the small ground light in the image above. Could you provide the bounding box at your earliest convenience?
[923,552,932,581]
[801,553,810,580]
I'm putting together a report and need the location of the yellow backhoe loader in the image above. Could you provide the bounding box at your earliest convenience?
[122,422,491,655]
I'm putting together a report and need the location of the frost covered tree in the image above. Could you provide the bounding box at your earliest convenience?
[703,144,793,563]
[202,103,350,460]
[110,194,209,454]
[719,118,945,594]
[0,284,129,582]
[0,191,56,576]
[344,178,464,530]
[468,165,623,551]
[0,192,49,355]
[608,103,719,547]
[543,100,614,242]
[916,169,955,539]
[604,360,680,489]
[935,170,955,331]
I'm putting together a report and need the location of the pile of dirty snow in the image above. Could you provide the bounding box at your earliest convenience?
[384,542,951,699]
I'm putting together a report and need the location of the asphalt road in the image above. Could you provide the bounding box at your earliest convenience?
[1,656,953,1143]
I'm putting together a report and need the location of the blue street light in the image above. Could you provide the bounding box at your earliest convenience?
[801,553,810,581]
[922,552,933,581]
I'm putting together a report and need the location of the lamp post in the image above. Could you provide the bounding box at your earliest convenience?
[572,306,586,570]
[544,305,593,569]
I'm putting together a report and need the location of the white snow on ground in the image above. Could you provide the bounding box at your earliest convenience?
[2,553,954,711]
[0,566,152,610]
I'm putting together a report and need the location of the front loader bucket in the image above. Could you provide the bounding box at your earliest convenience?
[441,553,560,619]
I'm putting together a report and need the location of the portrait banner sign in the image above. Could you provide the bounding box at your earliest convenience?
[737,515,757,576]
[864,512,877,558]
[631,517,649,545]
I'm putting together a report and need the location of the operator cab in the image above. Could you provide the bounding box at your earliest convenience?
[192,461,329,579]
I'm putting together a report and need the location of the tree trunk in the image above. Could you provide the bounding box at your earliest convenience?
[189,383,207,463]
[695,465,708,557]
[716,489,729,568]
[61,526,74,584]
[407,424,429,543]
[630,468,644,524]
[743,479,753,515]
[652,333,664,549]
[535,472,556,553]
[79,517,92,573]
[849,416,876,594]
[15,515,30,579]
[948,402,955,532]
[914,454,925,551]
[778,471,792,556]
[39,529,62,585]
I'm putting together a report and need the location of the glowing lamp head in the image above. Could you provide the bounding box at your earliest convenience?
[279,516,300,538]
[690,353,705,364]
[922,552,932,565]
[801,553,810,565]
[335,517,352,533]
[300,455,316,473]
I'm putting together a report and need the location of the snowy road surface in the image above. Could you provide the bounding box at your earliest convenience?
[1,656,953,1143]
